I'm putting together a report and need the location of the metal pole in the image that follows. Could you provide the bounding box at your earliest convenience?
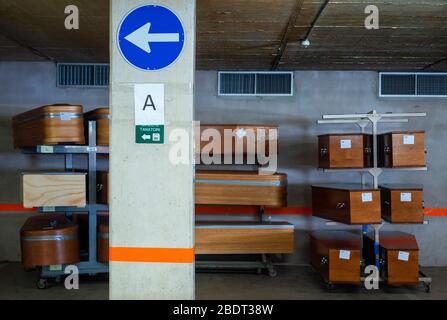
[88,121,98,264]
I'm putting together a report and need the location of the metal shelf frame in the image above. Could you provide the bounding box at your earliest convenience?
[22,121,109,281]
[317,109,431,291]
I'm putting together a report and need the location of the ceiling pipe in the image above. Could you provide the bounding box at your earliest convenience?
[301,0,331,48]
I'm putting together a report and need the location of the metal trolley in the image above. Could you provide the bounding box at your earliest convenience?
[22,121,109,289]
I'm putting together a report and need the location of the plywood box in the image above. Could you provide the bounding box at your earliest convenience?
[380,184,424,224]
[195,222,294,254]
[312,184,381,225]
[20,214,80,268]
[318,134,373,169]
[22,172,87,208]
[12,104,85,148]
[310,231,361,284]
[84,108,109,146]
[195,170,287,207]
[377,131,426,167]
[363,231,419,285]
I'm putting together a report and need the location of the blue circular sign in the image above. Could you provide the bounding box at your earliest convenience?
[117,4,185,71]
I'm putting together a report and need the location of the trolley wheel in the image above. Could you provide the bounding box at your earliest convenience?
[36,278,49,290]
[424,283,431,293]
[326,282,335,291]
[268,268,278,278]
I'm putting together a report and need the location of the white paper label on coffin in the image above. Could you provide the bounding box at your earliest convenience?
[361,192,373,202]
[340,139,352,149]
[339,250,351,260]
[400,192,412,202]
[403,135,415,145]
[398,251,410,261]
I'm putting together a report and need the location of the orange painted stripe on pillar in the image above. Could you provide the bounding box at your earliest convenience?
[0,204,37,212]
[109,247,195,263]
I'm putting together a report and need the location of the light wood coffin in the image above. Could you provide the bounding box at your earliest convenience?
[22,172,87,208]
[195,222,294,254]
[12,104,85,148]
[380,184,424,224]
[310,231,361,284]
[197,124,278,157]
[20,214,80,268]
[84,108,109,146]
[312,184,381,225]
[195,170,287,207]
[363,231,419,285]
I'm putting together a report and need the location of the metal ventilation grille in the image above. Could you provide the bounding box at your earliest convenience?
[218,72,293,96]
[57,63,109,87]
[380,72,447,97]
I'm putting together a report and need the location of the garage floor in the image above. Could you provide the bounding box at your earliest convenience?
[0,262,445,300]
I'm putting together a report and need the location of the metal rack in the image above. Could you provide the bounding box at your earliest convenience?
[21,121,109,288]
[317,110,432,292]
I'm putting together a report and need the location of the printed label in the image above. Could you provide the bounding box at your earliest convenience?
[400,192,412,202]
[362,192,373,202]
[340,139,352,149]
[339,250,351,260]
[398,251,410,262]
[403,135,415,145]
[40,146,54,154]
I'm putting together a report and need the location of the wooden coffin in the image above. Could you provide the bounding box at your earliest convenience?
[97,171,109,204]
[312,184,381,225]
[12,104,85,148]
[20,214,80,268]
[98,222,109,263]
[310,231,361,284]
[195,222,294,254]
[363,232,419,285]
[72,212,108,254]
[198,124,278,157]
[380,184,424,224]
[377,131,426,167]
[84,108,109,146]
[22,172,87,208]
[318,134,373,169]
[195,170,287,207]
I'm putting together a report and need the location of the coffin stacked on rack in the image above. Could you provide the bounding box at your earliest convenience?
[195,124,294,256]
[13,105,110,274]
[311,129,426,286]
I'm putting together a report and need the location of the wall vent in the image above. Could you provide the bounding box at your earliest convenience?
[57,63,109,87]
[218,71,293,96]
[379,72,447,97]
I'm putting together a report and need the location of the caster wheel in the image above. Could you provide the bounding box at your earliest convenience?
[36,279,49,290]
[326,283,335,291]
[424,283,431,293]
[268,269,278,278]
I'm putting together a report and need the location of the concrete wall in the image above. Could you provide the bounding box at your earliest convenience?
[0,61,108,261]
[194,70,447,267]
[0,62,446,266]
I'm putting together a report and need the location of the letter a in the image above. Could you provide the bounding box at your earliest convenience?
[143,95,156,111]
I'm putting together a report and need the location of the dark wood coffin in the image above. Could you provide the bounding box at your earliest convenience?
[20,214,80,268]
[195,170,287,207]
[310,231,361,284]
[12,104,85,148]
[98,221,109,263]
[195,222,294,254]
[312,184,381,225]
[377,131,426,167]
[198,124,278,157]
[363,231,419,285]
[97,171,109,205]
[380,184,424,224]
[84,108,109,146]
[318,134,373,169]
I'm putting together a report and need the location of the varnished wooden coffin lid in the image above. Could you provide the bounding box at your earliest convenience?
[365,231,418,250]
[20,214,78,237]
[13,104,83,124]
[379,184,423,191]
[84,107,109,119]
[312,183,378,192]
[310,231,361,250]
[196,170,287,182]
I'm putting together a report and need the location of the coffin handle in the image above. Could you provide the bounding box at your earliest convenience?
[384,200,390,206]
[321,257,328,265]
[335,202,346,209]
[320,148,328,157]
[384,146,391,154]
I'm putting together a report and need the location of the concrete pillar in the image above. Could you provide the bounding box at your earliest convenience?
[109,0,195,299]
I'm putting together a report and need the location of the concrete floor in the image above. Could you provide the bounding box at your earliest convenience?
[0,262,445,300]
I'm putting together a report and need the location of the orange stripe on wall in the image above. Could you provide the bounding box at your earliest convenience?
[109,247,195,263]
[424,208,447,217]
[0,204,37,213]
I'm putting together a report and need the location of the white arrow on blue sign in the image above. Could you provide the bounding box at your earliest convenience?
[117,4,185,71]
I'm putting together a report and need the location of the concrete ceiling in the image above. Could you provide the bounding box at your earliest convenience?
[0,0,446,70]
